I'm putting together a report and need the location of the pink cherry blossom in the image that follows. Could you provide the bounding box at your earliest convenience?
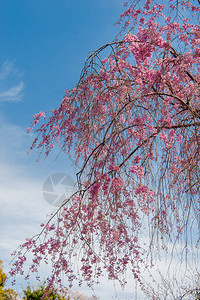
[11,0,200,297]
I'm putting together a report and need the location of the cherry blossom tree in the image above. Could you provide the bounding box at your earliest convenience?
[10,0,200,298]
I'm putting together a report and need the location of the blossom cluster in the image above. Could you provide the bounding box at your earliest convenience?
[11,0,200,293]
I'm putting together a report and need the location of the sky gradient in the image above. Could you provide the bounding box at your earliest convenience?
[0,0,143,299]
[1,1,197,299]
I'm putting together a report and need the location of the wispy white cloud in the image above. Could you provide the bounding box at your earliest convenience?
[0,81,24,102]
[0,60,25,102]
[0,117,73,262]
[0,60,14,80]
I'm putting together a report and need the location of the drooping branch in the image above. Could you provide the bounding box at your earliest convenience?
[10,0,200,297]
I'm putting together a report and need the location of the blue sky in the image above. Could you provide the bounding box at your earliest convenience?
[1,1,199,299]
[0,0,145,299]
[0,0,123,124]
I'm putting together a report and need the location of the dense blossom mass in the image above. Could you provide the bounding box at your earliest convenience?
[11,0,200,297]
